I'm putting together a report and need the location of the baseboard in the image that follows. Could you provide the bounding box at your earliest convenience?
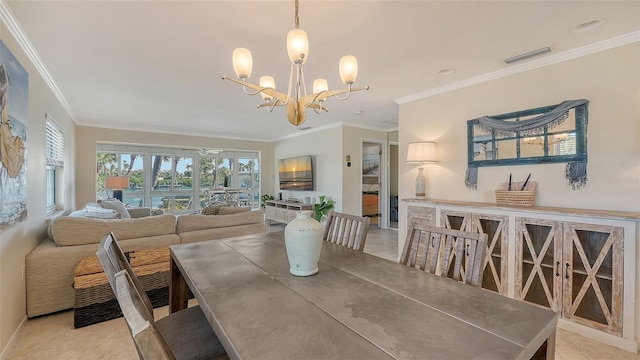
[558,318,639,354]
[0,315,27,360]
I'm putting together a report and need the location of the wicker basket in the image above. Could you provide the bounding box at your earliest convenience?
[495,190,535,207]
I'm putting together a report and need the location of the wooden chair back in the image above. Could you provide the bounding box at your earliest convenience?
[114,270,175,360]
[97,232,154,318]
[322,211,371,251]
[400,221,488,287]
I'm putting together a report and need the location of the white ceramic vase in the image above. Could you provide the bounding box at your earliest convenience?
[284,210,323,276]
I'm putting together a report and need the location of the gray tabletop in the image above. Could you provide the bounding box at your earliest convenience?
[170,232,557,360]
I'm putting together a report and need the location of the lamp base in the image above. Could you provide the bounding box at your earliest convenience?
[112,190,123,202]
[415,167,426,198]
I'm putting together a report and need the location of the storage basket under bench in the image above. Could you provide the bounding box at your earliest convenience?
[73,247,170,328]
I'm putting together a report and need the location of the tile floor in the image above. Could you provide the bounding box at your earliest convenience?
[5,226,639,360]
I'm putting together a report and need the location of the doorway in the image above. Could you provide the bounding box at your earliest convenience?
[389,142,399,228]
[362,141,382,228]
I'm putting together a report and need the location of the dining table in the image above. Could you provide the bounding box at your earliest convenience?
[169,231,558,360]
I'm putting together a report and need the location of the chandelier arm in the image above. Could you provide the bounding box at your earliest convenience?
[334,88,351,101]
[221,75,289,104]
[307,85,370,103]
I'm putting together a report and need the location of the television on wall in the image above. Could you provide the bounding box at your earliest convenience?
[278,155,314,191]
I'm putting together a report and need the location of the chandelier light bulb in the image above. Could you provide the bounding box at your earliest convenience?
[313,79,328,94]
[287,29,309,64]
[259,76,275,101]
[339,55,358,85]
[232,48,253,79]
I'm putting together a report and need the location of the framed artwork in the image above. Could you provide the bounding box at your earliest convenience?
[362,153,380,176]
[0,39,29,231]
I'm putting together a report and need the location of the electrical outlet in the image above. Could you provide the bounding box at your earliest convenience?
[22,265,25,282]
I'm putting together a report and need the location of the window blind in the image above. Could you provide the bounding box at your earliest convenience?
[46,114,64,167]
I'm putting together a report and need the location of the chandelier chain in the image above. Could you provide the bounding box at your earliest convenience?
[294,0,300,29]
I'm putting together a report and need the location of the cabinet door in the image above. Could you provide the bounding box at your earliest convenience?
[440,210,471,231]
[440,210,472,280]
[515,218,563,312]
[562,222,623,336]
[472,214,509,295]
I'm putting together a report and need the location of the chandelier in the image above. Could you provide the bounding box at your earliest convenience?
[221,0,369,126]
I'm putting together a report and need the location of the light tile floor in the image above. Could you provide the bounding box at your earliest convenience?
[6,227,639,359]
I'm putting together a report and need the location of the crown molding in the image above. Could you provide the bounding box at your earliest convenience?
[0,1,77,121]
[395,31,640,104]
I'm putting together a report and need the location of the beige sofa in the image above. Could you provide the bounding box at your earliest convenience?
[26,210,266,318]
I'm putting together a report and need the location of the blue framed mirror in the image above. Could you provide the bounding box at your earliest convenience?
[465,99,589,189]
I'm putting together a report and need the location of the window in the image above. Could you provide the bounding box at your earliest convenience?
[96,145,260,213]
[45,114,64,214]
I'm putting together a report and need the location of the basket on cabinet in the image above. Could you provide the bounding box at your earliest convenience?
[495,181,536,208]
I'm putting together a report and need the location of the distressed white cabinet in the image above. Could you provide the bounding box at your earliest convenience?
[515,218,623,336]
[264,200,313,224]
[402,198,639,353]
[441,209,509,295]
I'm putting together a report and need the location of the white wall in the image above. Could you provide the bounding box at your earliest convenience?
[399,43,640,213]
[0,24,76,354]
[75,126,273,209]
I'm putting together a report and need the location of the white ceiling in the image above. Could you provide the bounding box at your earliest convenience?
[3,1,639,141]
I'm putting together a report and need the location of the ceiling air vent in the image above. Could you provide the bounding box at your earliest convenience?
[504,47,551,64]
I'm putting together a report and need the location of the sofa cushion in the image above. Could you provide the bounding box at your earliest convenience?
[99,199,131,219]
[176,210,264,234]
[50,214,177,246]
[218,206,251,215]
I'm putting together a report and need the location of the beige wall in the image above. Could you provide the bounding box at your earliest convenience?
[0,25,76,354]
[343,126,388,216]
[272,124,390,216]
[399,43,640,213]
[273,126,344,210]
[75,126,273,208]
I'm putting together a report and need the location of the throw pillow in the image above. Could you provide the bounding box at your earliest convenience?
[85,206,119,219]
[218,206,251,215]
[201,204,228,215]
[99,199,131,219]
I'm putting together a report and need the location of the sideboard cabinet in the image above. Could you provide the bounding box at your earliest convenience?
[402,198,639,353]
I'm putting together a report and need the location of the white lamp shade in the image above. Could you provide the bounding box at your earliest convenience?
[105,176,130,190]
[232,48,253,79]
[406,142,437,163]
[287,29,309,64]
[339,55,358,85]
[313,79,328,93]
[259,76,275,100]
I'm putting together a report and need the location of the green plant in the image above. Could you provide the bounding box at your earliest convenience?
[260,194,274,209]
[314,195,335,221]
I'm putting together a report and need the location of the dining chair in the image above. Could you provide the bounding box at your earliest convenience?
[224,188,241,207]
[114,269,175,360]
[97,233,228,360]
[322,210,371,251]
[400,221,488,287]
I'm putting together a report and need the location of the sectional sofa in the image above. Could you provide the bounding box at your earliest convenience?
[26,209,267,317]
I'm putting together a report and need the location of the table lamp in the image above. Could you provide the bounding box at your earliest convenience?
[105,176,129,202]
[406,142,437,198]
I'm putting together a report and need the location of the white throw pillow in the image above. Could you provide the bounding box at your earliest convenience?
[100,199,131,219]
[85,206,119,219]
